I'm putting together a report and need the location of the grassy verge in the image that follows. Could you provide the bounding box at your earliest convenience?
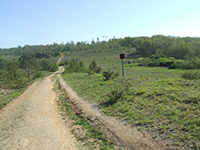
[57,87,114,150]
[0,70,53,110]
[0,88,24,109]
[62,65,200,149]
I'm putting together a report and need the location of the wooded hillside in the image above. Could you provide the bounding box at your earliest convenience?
[1,35,200,60]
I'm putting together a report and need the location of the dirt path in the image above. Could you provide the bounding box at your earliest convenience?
[57,55,64,65]
[0,67,77,150]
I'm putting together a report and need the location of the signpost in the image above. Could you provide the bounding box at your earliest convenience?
[120,54,125,77]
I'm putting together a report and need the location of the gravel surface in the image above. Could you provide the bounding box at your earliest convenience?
[0,68,77,150]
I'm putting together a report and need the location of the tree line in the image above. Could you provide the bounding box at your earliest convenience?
[1,35,200,60]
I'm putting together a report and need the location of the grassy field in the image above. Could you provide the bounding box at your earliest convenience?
[61,50,200,149]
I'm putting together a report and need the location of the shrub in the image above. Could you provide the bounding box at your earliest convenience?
[12,78,27,89]
[137,57,144,63]
[193,58,200,68]
[169,57,175,60]
[149,60,160,67]
[0,57,7,69]
[105,80,131,106]
[182,61,196,69]
[59,62,64,66]
[102,70,119,81]
[150,54,160,59]
[181,71,200,80]
[137,58,151,66]
[39,58,58,72]
[33,71,44,79]
[158,58,174,67]
[59,59,69,66]
[88,60,101,73]
[169,60,184,69]
[65,58,87,73]
[87,69,95,75]
[49,62,59,72]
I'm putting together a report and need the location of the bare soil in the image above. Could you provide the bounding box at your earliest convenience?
[57,55,64,65]
[0,67,77,150]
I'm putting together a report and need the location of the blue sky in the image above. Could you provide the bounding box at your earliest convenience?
[1,0,200,48]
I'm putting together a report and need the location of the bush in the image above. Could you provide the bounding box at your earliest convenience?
[65,58,88,73]
[87,69,95,75]
[49,62,59,72]
[59,59,69,66]
[193,58,200,68]
[137,57,144,63]
[150,54,160,59]
[182,61,196,69]
[33,71,44,79]
[127,60,131,64]
[39,58,58,72]
[169,57,175,60]
[137,58,151,66]
[12,78,27,89]
[88,60,101,73]
[102,70,119,81]
[0,57,7,69]
[59,62,64,66]
[181,71,200,80]
[149,60,160,67]
[169,60,184,69]
[105,80,131,106]
[158,58,174,67]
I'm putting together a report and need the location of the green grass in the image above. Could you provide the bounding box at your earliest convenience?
[61,50,200,149]
[58,88,114,150]
[0,70,53,110]
[0,89,23,109]
[60,49,132,67]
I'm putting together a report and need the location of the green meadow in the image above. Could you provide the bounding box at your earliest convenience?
[62,50,200,149]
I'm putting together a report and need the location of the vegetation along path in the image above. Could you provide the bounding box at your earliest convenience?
[0,67,77,150]
[0,68,164,150]
[59,74,165,150]
[0,61,164,149]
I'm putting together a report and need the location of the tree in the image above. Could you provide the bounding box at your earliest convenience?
[139,38,153,57]
[174,42,193,59]
[19,53,37,81]
[3,60,21,84]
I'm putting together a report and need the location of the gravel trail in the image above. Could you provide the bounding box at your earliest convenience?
[0,68,77,150]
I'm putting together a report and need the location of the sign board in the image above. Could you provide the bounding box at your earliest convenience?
[120,54,125,59]
[119,54,125,77]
